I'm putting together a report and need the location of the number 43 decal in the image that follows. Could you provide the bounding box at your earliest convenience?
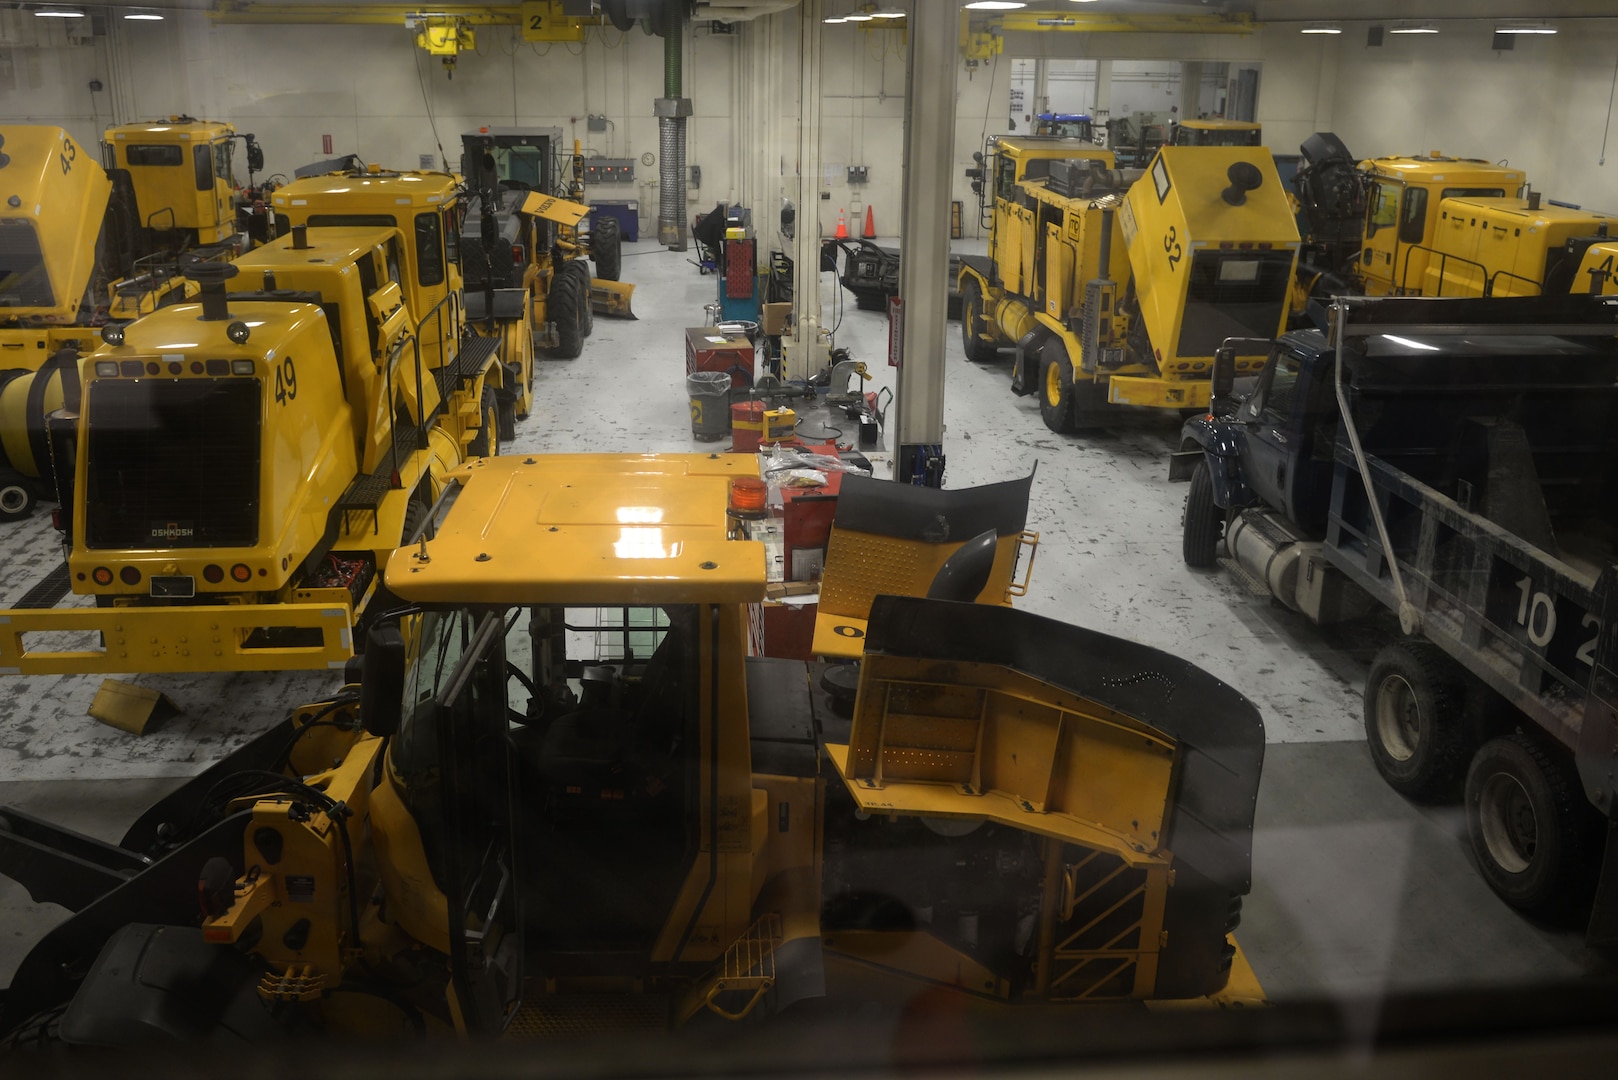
[274,357,298,405]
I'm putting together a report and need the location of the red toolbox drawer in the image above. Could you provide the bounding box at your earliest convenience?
[781,469,843,582]
[685,327,755,388]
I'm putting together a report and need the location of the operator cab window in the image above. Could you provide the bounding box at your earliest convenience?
[193,145,212,191]
[1399,188,1428,244]
[1367,181,1400,236]
[125,144,183,166]
[416,212,445,287]
[212,140,234,186]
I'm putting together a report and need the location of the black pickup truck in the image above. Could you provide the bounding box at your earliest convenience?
[1177,294,1618,945]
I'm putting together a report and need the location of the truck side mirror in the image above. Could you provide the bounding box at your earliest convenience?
[360,620,408,738]
[1211,345,1238,402]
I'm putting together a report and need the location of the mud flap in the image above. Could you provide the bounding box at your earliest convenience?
[1007,330,1042,396]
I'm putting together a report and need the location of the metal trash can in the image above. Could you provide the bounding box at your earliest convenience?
[687,371,732,440]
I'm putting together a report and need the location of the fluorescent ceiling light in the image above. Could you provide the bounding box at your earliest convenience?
[1389,23,1439,34]
[1496,25,1556,35]
[965,2,1027,10]
[843,12,873,20]
[125,12,166,20]
[34,9,87,17]
[1301,25,1342,35]
[822,15,846,22]
[869,10,905,18]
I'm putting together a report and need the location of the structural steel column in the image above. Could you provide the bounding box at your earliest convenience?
[789,0,825,380]
[894,0,957,485]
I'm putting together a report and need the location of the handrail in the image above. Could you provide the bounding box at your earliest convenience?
[1397,242,1543,298]
[1331,297,1421,636]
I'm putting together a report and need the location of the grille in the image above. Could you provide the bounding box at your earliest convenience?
[83,377,262,549]
[1176,250,1294,358]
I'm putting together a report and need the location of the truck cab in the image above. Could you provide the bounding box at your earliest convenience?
[1032,112,1096,142]
[104,117,245,247]
[1355,153,1525,295]
[1189,330,1340,535]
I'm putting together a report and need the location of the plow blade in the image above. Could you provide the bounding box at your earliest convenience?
[591,278,637,319]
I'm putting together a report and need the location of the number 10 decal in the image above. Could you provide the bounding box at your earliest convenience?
[1512,575,1600,666]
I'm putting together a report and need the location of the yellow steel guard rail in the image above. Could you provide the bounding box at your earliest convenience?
[1104,374,1212,410]
[0,603,354,675]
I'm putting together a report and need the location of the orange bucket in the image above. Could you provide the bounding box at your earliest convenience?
[731,401,765,452]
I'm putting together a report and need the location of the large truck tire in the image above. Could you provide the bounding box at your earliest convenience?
[571,259,595,339]
[546,266,587,359]
[469,387,500,458]
[592,214,622,282]
[1364,641,1469,801]
[1181,460,1223,568]
[959,278,999,363]
[1038,341,1076,433]
[1465,732,1591,916]
[0,469,35,522]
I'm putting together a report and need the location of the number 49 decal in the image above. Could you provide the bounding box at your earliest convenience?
[274,357,298,405]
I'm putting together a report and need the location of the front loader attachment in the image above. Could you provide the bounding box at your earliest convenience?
[824,595,1265,1004]
[591,277,637,319]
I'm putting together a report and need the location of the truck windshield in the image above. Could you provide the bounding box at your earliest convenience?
[0,220,52,308]
[82,377,262,548]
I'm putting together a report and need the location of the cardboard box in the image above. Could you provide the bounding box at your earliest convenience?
[762,302,792,337]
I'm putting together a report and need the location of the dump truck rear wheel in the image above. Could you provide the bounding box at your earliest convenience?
[1364,641,1468,802]
[1038,341,1075,433]
[547,266,586,359]
[959,278,999,363]
[1181,460,1223,568]
[1465,733,1591,916]
[592,214,622,282]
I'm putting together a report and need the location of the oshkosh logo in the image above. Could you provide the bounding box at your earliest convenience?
[150,522,194,539]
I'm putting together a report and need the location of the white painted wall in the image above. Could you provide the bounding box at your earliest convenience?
[5,6,1617,240]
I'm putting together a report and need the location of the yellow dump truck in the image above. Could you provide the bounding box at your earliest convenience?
[960,137,1300,432]
[0,453,1267,1042]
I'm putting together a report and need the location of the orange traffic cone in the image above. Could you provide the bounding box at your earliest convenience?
[862,205,876,239]
[835,207,848,239]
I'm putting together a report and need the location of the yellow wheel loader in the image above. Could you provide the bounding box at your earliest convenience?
[0,454,1266,1044]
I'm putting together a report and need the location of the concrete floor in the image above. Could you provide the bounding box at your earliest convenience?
[0,239,1606,1009]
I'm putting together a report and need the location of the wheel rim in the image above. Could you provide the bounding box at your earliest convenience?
[1374,674,1421,762]
[1477,770,1537,874]
[1044,356,1062,408]
[486,406,499,456]
[0,485,28,515]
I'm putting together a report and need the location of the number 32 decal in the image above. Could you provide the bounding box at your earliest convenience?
[1163,225,1182,270]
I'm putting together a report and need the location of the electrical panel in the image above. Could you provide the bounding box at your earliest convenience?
[582,158,635,184]
[587,114,608,132]
[846,165,869,184]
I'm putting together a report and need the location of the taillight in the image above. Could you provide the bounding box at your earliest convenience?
[512,243,524,265]
[231,564,251,583]
[119,566,141,585]
[203,564,225,584]
[92,566,113,586]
